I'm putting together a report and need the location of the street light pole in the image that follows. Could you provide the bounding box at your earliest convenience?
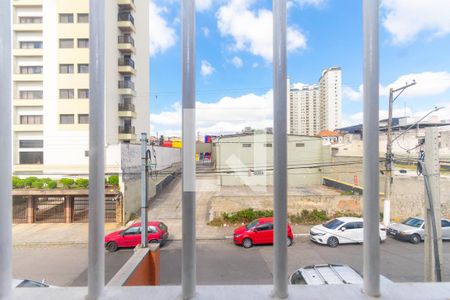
[383,81,416,227]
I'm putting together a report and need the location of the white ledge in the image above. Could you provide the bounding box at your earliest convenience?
[12,282,450,300]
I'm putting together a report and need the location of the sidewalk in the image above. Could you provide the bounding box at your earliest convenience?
[13,223,121,247]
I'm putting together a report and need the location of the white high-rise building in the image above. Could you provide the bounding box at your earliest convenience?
[12,0,149,175]
[288,67,342,136]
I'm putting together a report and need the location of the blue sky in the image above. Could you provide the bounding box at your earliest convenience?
[148,0,450,136]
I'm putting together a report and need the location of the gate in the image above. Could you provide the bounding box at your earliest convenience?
[35,197,65,223]
[73,197,118,223]
[12,196,27,223]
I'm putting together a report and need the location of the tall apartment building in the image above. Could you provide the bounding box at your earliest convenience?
[288,67,341,136]
[12,0,149,175]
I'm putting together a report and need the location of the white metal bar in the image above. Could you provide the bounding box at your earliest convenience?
[181,0,196,298]
[363,0,380,296]
[141,133,149,247]
[88,0,105,298]
[0,0,12,299]
[273,0,288,298]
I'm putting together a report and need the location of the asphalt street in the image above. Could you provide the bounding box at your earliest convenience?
[13,237,450,286]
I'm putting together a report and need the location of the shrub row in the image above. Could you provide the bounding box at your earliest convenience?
[12,175,120,189]
[208,208,363,226]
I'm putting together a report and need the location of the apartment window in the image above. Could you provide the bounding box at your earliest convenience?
[19,66,42,74]
[18,16,42,24]
[78,114,89,124]
[78,89,89,98]
[77,38,89,48]
[19,90,42,99]
[242,143,252,148]
[19,41,42,49]
[77,13,89,23]
[296,143,305,148]
[59,89,75,99]
[19,152,43,165]
[59,14,74,23]
[19,115,43,125]
[78,64,89,73]
[19,140,43,148]
[59,39,74,48]
[263,143,273,147]
[59,64,74,74]
[60,114,75,124]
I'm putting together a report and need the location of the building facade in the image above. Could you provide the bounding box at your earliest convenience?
[12,0,149,175]
[288,67,342,136]
[212,133,331,187]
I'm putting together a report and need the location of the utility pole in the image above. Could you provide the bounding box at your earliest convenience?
[140,133,149,247]
[423,127,443,282]
[383,81,416,227]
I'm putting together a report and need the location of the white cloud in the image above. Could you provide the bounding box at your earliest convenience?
[231,56,243,68]
[196,0,214,11]
[200,60,215,77]
[294,0,325,7]
[342,72,450,102]
[382,0,450,44]
[202,27,210,37]
[342,85,363,102]
[149,1,176,56]
[216,0,307,61]
[151,91,274,135]
[252,62,259,68]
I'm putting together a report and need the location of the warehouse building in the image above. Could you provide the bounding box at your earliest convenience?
[213,132,331,187]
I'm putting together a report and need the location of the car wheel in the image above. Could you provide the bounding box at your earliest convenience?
[149,239,159,244]
[410,234,421,244]
[242,238,253,248]
[106,242,118,252]
[287,237,293,247]
[327,236,339,248]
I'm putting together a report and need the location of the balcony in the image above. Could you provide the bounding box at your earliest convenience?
[13,124,44,132]
[12,0,42,6]
[118,35,135,53]
[118,102,136,118]
[13,99,44,107]
[117,0,135,11]
[118,125,136,141]
[13,48,43,57]
[118,12,135,32]
[13,73,43,82]
[13,23,43,32]
[118,80,135,95]
[118,58,136,75]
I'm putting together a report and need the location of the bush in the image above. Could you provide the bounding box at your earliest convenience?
[31,180,44,189]
[12,176,25,188]
[289,209,328,225]
[75,178,89,188]
[60,178,75,189]
[222,208,273,224]
[23,176,39,187]
[46,180,57,189]
[107,175,119,186]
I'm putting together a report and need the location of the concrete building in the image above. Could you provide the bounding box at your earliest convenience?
[288,67,342,136]
[12,0,149,175]
[212,132,331,187]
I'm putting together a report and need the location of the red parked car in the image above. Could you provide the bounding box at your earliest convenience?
[104,221,169,252]
[233,217,294,248]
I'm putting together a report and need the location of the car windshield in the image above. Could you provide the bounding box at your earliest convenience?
[323,219,345,230]
[16,280,48,288]
[402,218,423,228]
[246,220,259,230]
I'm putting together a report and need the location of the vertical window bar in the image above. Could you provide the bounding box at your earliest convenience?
[0,0,12,298]
[273,0,288,298]
[363,0,380,296]
[88,0,105,299]
[181,0,196,298]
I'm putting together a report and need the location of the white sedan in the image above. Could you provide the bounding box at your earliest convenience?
[309,217,386,247]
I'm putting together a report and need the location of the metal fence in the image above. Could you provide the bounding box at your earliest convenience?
[35,197,65,223]
[12,197,27,223]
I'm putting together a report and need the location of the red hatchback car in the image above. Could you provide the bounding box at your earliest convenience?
[104,221,169,252]
[233,217,294,248]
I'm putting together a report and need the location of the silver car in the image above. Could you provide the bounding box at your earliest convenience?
[387,217,450,244]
